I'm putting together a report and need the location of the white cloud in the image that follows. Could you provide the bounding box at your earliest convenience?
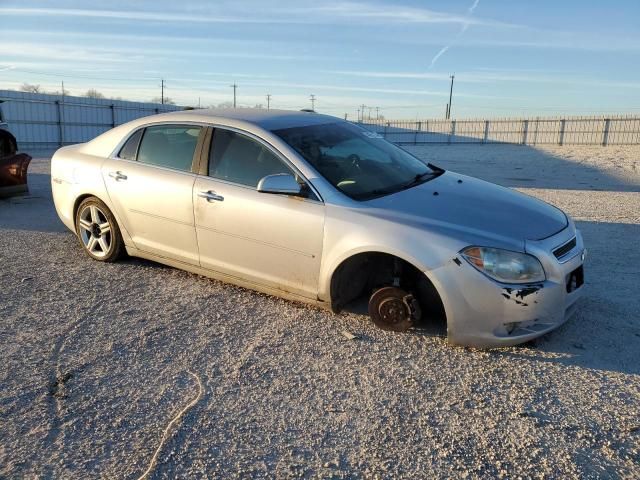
[0,7,287,24]
[327,69,640,90]
[309,1,512,28]
[0,2,516,29]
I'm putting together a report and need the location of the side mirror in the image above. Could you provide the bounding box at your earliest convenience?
[257,173,306,197]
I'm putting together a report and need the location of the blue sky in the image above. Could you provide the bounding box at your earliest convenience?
[1,0,639,118]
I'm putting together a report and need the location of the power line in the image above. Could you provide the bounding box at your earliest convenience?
[0,65,161,83]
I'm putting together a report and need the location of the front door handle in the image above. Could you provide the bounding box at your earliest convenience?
[198,190,224,202]
[108,171,127,181]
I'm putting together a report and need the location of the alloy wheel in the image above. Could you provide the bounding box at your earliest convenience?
[78,204,112,258]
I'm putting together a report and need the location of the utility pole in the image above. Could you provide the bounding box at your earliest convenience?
[60,81,66,146]
[376,107,380,120]
[198,97,201,108]
[445,103,449,119]
[447,74,455,119]
[344,113,348,120]
[310,94,316,110]
[161,78,165,105]
[230,83,237,108]
[360,104,366,121]
[266,94,271,110]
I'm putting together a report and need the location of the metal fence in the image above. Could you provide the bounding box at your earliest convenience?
[2,90,638,151]
[0,90,181,152]
[359,115,640,146]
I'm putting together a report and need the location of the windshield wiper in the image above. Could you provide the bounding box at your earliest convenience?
[354,163,446,201]
[400,163,446,190]
[427,162,445,174]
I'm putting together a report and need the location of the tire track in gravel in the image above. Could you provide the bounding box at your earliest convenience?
[137,371,204,480]
[140,302,291,477]
[41,295,103,470]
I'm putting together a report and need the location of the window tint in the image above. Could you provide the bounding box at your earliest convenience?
[137,125,201,171]
[208,129,291,187]
[118,128,143,161]
[273,122,435,200]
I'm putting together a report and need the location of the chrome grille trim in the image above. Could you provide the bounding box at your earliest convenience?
[553,236,577,261]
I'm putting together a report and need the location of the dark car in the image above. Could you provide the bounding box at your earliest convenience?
[0,126,31,197]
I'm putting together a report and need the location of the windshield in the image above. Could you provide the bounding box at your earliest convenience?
[272,122,439,200]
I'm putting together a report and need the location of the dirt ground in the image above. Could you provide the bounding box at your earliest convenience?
[1,144,639,479]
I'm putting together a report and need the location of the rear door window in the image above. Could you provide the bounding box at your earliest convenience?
[136,125,201,172]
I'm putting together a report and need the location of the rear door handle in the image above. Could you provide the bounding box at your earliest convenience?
[198,190,224,202]
[108,171,127,181]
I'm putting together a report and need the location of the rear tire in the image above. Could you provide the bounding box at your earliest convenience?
[75,197,124,262]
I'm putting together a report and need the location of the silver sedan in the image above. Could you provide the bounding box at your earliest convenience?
[51,109,585,347]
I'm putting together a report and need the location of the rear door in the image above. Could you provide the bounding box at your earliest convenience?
[101,124,204,265]
[193,127,325,298]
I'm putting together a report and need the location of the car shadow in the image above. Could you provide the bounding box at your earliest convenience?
[4,155,638,378]
[405,143,640,192]
[341,293,448,338]
[341,219,640,376]
[491,219,640,376]
[0,171,65,233]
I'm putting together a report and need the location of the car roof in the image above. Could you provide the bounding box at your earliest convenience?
[76,108,346,159]
[161,108,341,130]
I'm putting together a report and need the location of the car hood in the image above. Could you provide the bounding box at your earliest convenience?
[364,171,567,242]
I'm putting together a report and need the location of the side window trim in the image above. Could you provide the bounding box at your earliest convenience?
[200,125,323,203]
[117,127,145,161]
[195,126,213,176]
[111,122,208,175]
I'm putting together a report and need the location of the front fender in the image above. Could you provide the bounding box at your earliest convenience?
[317,205,467,302]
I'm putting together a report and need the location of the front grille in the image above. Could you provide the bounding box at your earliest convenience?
[553,237,577,259]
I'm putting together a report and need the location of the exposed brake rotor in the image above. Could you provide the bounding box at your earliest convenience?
[368,286,421,332]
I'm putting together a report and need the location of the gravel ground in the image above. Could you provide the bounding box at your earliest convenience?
[1,145,639,479]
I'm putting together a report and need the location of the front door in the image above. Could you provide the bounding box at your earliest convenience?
[193,127,325,298]
[101,124,203,265]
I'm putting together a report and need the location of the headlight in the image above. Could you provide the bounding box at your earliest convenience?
[460,246,545,284]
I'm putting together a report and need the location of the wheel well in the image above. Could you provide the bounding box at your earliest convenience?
[329,252,446,325]
[72,194,97,226]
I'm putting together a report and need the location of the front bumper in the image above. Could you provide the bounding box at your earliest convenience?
[429,226,585,348]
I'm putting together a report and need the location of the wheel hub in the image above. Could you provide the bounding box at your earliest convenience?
[378,297,408,325]
[368,286,420,332]
[91,223,101,238]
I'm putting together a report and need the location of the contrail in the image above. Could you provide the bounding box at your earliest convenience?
[461,0,480,32]
[429,46,450,68]
[429,0,480,68]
